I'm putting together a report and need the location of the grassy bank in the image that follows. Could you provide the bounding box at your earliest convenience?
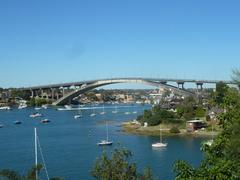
[122,121,220,137]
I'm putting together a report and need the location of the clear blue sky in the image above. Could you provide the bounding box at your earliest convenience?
[0,0,239,88]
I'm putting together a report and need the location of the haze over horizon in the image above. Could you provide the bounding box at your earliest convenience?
[0,0,240,88]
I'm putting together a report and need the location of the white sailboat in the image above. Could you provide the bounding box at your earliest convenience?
[74,109,83,119]
[100,105,106,115]
[152,124,167,148]
[97,120,113,146]
[124,106,131,115]
[35,107,42,110]
[90,104,96,117]
[203,122,214,146]
[34,127,50,180]
[112,105,118,114]
[30,112,42,118]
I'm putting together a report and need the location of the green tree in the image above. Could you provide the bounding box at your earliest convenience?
[213,81,229,106]
[91,147,153,180]
[232,68,240,89]
[195,106,206,118]
[176,96,196,120]
[10,89,31,100]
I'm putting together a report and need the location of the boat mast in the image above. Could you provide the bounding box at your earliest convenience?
[160,124,162,143]
[211,121,214,141]
[106,120,108,141]
[34,127,38,180]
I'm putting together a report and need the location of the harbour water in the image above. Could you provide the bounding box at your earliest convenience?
[0,104,205,179]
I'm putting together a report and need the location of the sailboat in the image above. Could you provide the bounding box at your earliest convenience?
[132,110,137,114]
[112,105,118,114]
[203,122,214,146]
[90,104,96,117]
[74,109,83,119]
[100,105,106,115]
[97,120,113,146]
[124,105,131,115]
[34,127,50,180]
[152,124,167,148]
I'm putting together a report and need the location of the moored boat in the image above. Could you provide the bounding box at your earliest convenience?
[14,121,22,125]
[41,119,50,123]
[97,120,113,146]
[152,124,167,148]
[0,106,11,110]
[30,112,42,118]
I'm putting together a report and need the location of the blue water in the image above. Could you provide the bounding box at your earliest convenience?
[0,104,204,180]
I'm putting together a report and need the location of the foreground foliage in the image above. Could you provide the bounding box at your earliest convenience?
[0,164,63,180]
[91,146,153,180]
[174,87,240,179]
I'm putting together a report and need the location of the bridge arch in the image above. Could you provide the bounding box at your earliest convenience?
[52,78,194,106]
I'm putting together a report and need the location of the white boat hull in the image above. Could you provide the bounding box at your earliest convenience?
[152,143,167,148]
[74,115,82,119]
[97,140,113,146]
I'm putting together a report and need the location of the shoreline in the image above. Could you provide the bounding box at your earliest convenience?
[121,121,220,138]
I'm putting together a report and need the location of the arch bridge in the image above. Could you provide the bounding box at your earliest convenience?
[21,77,235,106]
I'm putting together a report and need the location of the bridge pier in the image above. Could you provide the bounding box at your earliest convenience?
[59,87,65,96]
[177,81,185,89]
[51,88,55,100]
[40,89,44,98]
[30,89,34,98]
[196,82,203,91]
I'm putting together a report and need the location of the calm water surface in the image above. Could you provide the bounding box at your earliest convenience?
[0,104,205,179]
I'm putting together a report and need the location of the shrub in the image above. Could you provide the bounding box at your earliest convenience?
[169,127,180,134]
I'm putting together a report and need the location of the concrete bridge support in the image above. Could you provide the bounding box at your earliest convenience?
[51,88,55,100]
[30,90,34,98]
[196,82,203,91]
[177,82,185,89]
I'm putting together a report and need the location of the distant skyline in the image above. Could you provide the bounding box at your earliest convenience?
[0,0,239,88]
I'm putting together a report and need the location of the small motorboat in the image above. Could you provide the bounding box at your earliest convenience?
[14,121,22,125]
[0,124,4,128]
[41,119,50,124]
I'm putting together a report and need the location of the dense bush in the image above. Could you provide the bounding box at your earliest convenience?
[169,127,180,134]
[137,106,177,126]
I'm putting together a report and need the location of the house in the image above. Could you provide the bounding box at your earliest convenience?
[186,120,206,132]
